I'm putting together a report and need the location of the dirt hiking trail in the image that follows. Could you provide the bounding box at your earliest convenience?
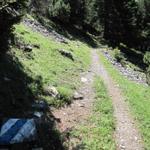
[93,49,143,150]
[52,49,144,150]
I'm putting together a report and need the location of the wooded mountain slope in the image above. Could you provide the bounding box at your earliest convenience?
[0,0,150,83]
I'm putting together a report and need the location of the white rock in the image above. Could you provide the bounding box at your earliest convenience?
[73,92,84,100]
[78,103,84,107]
[81,77,88,83]
[43,86,59,97]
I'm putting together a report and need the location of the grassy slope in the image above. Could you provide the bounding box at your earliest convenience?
[12,23,91,107]
[68,77,115,150]
[99,51,150,150]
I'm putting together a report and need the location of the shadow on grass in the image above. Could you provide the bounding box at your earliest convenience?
[0,53,64,150]
[126,55,146,71]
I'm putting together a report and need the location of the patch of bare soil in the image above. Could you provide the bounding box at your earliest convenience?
[52,52,96,147]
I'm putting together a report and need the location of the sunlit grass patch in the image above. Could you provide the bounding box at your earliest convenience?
[12,23,91,107]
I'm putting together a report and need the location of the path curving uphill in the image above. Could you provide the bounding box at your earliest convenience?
[93,49,144,150]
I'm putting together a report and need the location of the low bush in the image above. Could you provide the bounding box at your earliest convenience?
[113,47,126,66]
[48,0,71,22]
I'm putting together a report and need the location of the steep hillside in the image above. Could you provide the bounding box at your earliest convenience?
[0,17,91,117]
[29,0,150,84]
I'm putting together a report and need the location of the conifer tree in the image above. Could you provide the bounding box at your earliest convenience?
[48,0,71,22]
[0,0,28,54]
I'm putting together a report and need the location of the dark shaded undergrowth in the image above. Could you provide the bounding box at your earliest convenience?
[0,16,92,149]
[0,53,64,149]
[37,16,99,48]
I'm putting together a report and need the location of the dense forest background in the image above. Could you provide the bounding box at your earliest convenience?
[0,0,150,83]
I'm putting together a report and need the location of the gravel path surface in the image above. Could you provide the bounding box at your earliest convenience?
[94,50,144,150]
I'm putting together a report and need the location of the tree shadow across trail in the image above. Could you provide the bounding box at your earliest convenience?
[0,53,64,150]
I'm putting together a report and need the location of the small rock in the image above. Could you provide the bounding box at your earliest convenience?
[24,45,33,52]
[33,111,44,118]
[134,136,138,141]
[120,144,126,150]
[78,103,85,107]
[61,39,68,44]
[58,49,74,61]
[33,44,40,49]
[104,51,108,54]
[73,92,84,100]
[56,118,61,123]
[81,77,88,83]
[43,86,59,98]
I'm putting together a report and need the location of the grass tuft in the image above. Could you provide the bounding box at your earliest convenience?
[57,86,73,104]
